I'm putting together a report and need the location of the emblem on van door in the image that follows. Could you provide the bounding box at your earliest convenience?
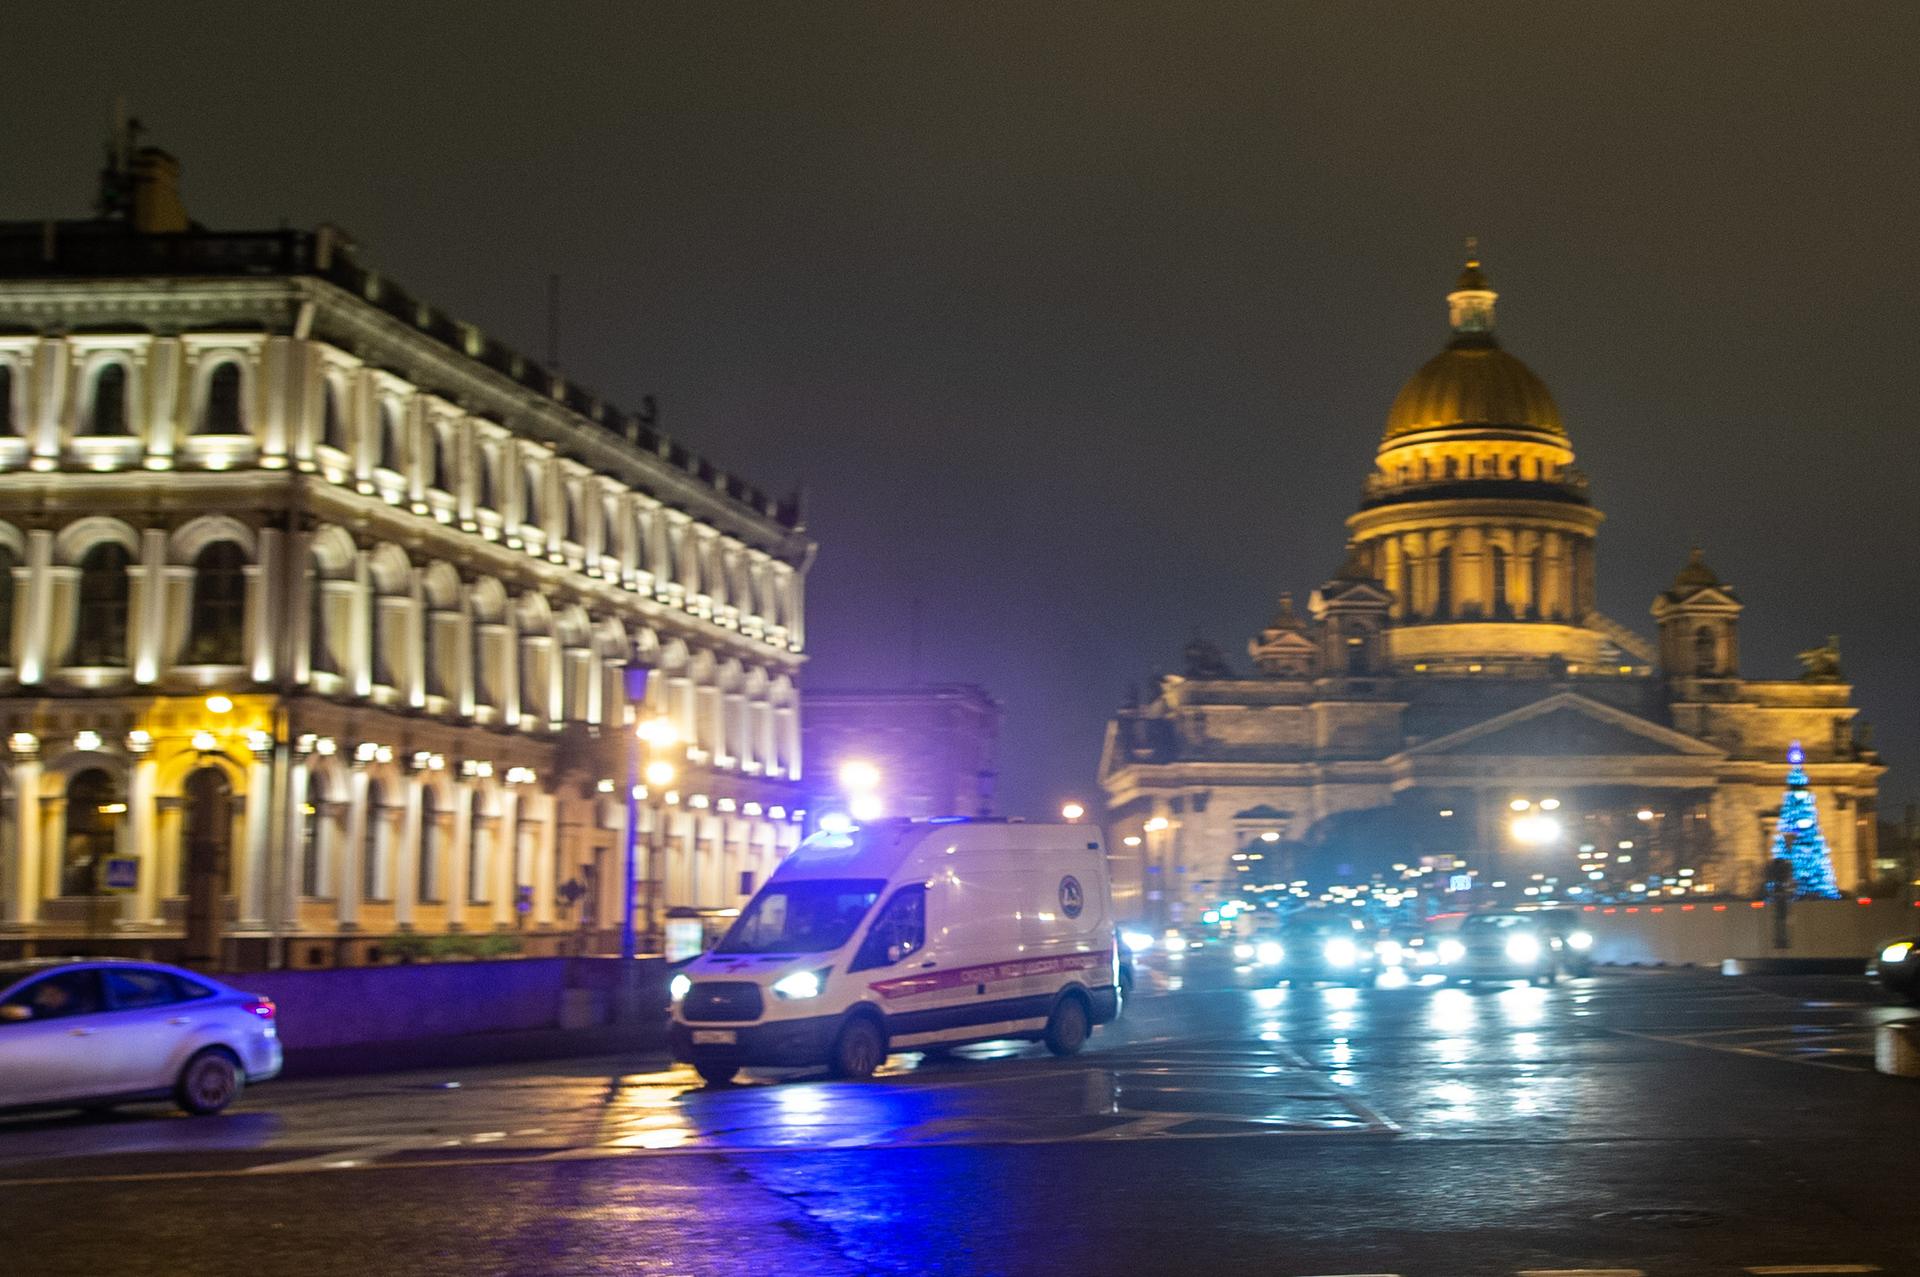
[1059,875,1084,919]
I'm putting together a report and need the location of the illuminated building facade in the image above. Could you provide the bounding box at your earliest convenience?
[1100,253,1884,924]
[0,146,812,965]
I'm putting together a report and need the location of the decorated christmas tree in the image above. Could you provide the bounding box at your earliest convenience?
[1768,741,1841,899]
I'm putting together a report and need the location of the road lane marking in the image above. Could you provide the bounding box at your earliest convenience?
[1517,1270,1645,1276]
[1745,1267,1882,1274]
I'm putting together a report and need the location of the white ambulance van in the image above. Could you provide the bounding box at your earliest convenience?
[668,818,1120,1084]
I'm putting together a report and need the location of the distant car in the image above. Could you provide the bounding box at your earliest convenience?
[1872,937,1920,1004]
[1438,912,1563,985]
[1529,911,1596,977]
[1274,911,1380,985]
[0,959,282,1116]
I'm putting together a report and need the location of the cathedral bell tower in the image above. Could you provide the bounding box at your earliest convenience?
[1651,548,1742,678]
[1343,246,1607,671]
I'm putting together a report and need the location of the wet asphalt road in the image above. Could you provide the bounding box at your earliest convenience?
[4,956,1920,1277]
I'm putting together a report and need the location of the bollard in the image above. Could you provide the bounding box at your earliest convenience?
[1874,1020,1920,1077]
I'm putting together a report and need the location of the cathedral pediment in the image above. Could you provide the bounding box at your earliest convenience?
[1402,692,1723,759]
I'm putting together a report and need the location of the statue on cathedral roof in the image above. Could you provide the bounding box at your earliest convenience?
[1182,632,1235,680]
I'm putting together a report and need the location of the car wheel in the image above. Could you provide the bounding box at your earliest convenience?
[175,1048,243,1116]
[694,1062,739,1086]
[830,1016,886,1079]
[1044,994,1091,1057]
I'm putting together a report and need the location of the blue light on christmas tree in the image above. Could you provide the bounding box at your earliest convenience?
[1768,741,1841,899]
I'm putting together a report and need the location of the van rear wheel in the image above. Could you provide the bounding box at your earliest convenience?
[1044,995,1090,1057]
[830,1016,886,1079]
[694,1062,739,1086]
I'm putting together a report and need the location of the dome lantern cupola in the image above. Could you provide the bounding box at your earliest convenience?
[1447,238,1497,340]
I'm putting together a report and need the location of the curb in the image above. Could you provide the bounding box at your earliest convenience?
[1719,957,1867,976]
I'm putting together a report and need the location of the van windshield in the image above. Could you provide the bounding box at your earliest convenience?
[716,879,887,955]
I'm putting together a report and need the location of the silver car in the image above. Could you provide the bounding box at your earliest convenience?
[0,959,282,1116]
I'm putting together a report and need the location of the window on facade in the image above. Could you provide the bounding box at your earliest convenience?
[1490,546,1510,618]
[71,543,132,667]
[185,542,248,665]
[1695,625,1717,676]
[522,468,541,529]
[418,789,440,903]
[370,594,395,688]
[1432,546,1452,618]
[378,402,403,472]
[197,361,243,435]
[301,773,329,897]
[428,426,451,492]
[471,620,493,709]
[63,768,124,895]
[0,363,15,436]
[308,565,334,675]
[321,380,348,451]
[477,446,498,512]
[363,781,387,901]
[564,486,581,545]
[85,363,130,436]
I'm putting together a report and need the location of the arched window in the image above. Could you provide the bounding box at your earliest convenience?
[308,561,335,675]
[370,590,396,688]
[63,768,123,895]
[197,361,243,435]
[563,485,582,544]
[428,426,451,492]
[363,780,387,901]
[1694,625,1718,676]
[425,614,450,698]
[0,363,16,436]
[185,542,248,665]
[320,379,348,451]
[301,772,330,897]
[0,545,15,664]
[71,543,132,666]
[418,788,440,903]
[85,363,130,436]
[468,790,491,905]
[378,401,403,472]
[477,445,498,512]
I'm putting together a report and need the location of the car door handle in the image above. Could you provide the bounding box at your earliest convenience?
[67,1027,95,1037]
[918,961,936,969]
[168,1017,191,1025]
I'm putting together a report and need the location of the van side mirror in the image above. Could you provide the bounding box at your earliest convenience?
[886,943,904,964]
[0,1004,31,1023]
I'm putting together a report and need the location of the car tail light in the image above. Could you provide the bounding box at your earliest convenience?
[246,996,276,1021]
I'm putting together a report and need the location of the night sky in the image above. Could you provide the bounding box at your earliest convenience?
[4,4,1916,819]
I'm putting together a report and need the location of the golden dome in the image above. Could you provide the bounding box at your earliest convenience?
[1383,249,1565,442]
[1384,343,1565,440]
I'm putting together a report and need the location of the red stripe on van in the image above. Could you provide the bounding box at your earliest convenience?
[867,950,1110,1000]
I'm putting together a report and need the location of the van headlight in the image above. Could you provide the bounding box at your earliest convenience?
[1121,929,1155,955]
[1437,938,1466,964]
[771,969,826,1001]
[1233,942,1255,961]
[1323,937,1358,966]
[1255,941,1284,965]
[1376,939,1404,966]
[1506,934,1542,963]
[669,973,692,1002]
[1881,941,1914,965]
[1567,930,1593,952]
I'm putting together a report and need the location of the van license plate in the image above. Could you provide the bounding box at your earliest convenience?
[691,1030,737,1045]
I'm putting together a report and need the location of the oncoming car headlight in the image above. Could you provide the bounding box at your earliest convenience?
[1121,930,1156,955]
[1323,937,1359,967]
[1567,930,1594,952]
[1256,940,1285,966]
[1881,941,1914,965]
[669,973,692,1002]
[1437,938,1466,965]
[1233,942,1255,962]
[1376,939,1405,966]
[1505,933,1542,963]
[772,969,827,1001]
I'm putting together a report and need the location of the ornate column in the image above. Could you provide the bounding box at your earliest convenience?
[238,733,274,928]
[531,793,557,928]
[446,776,473,931]
[395,768,423,927]
[6,737,40,924]
[340,764,368,928]
[128,734,161,924]
[495,785,520,929]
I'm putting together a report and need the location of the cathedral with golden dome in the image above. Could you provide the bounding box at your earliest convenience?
[1099,251,1885,924]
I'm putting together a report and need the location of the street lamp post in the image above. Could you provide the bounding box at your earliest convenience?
[626,714,679,961]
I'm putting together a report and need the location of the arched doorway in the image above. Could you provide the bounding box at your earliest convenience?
[183,767,233,965]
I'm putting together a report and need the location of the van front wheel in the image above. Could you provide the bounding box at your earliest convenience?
[1044,995,1090,1057]
[830,1016,886,1079]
